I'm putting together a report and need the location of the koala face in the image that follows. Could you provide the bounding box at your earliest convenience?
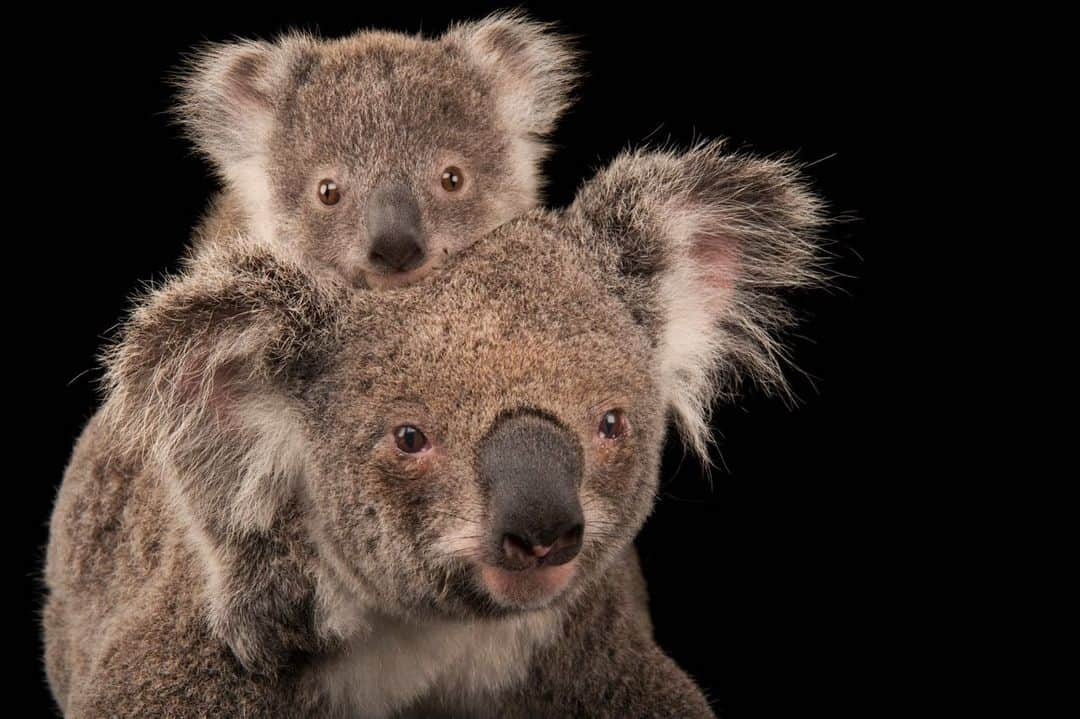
[302,231,666,615]
[269,39,529,289]
[177,13,576,288]
[105,142,823,667]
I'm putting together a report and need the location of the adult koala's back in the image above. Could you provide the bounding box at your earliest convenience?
[44,142,824,717]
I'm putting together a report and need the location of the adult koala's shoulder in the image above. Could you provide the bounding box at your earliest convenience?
[178,12,578,290]
[44,142,825,717]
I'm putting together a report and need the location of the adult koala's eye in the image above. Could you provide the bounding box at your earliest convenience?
[318,179,340,206]
[440,166,464,192]
[394,425,430,454]
[598,410,629,440]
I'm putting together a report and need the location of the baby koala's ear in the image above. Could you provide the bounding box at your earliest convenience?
[570,141,827,457]
[446,11,579,140]
[173,35,308,180]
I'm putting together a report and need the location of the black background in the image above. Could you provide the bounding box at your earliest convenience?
[17,4,924,717]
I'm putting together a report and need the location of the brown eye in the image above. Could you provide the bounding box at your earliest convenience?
[318,179,340,206]
[598,410,628,440]
[394,425,429,454]
[440,166,463,192]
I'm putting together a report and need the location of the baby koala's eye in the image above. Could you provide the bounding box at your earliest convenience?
[440,166,464,192]
[318,179,340,206]
[394,425,430,454]
[598,410,629,440]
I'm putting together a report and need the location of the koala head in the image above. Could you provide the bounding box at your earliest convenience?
[177,11,577,288]
[104,142,824,670]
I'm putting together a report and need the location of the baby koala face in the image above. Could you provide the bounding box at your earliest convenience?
[178,13,576,288]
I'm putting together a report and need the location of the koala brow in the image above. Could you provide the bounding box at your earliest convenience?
[486,405,568,438]
[585,395,623,418]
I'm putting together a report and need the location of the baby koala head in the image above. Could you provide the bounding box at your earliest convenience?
[105,142,824,670]
[177,12,577,288]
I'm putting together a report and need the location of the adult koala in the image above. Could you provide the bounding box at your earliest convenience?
[43,142,824,717]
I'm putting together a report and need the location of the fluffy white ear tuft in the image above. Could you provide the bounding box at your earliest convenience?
[172,35,310,243]
[173,36,306,168]
[446,11,579,140]
[570,141,827,457]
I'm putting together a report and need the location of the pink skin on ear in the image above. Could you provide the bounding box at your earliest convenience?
[165,347,251,429]
[691,232,740,312]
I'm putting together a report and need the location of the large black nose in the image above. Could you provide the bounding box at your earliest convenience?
[479,412,585,570]
[366,183,426,273]
[500,522,584,567]
[369,231,424,272]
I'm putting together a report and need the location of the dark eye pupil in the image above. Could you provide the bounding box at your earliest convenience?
[441,167,462,191]
[318,179,339,205]
[395,426,426,453]
[601,411,623,438]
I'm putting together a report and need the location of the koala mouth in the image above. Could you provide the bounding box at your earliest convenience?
[361,259,439,290]
[477,559,578,609]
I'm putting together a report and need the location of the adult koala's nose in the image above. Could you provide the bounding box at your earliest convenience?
[479,412,585,571]
[366,183,426,273]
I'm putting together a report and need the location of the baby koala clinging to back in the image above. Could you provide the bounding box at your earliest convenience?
[177,11,577,288]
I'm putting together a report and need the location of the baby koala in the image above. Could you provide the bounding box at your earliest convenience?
[180,11,576,288]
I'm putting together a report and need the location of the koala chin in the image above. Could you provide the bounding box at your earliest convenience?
[177,11,577,289]
[44,141,825,717]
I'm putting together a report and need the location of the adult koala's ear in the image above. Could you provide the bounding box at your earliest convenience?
[569,141,827,457]
[172,35,310,213]
[101,242,345,673]
[446,11,579,146]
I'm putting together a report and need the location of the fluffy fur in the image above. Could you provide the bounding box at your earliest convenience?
[569,141,826,456]
[174,12,578,286]
[44,144,824,717]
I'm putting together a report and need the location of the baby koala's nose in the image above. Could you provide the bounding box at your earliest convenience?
[365,181,426,274]
[369,231,425,272]
[501,521,584,568]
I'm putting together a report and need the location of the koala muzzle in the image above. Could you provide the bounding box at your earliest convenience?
[479,412,585,571]
[366,183,426,272]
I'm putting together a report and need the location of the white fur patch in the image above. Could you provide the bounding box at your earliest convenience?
[494,133,544,219]
[655,208,732,457]
[225,155,278,249]
[229,395,308,532]
[313,609,560,717]
[449,12,577,139]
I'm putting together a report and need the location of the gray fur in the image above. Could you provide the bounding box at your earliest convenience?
[175,11,578,288]
[44,143,824,717]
